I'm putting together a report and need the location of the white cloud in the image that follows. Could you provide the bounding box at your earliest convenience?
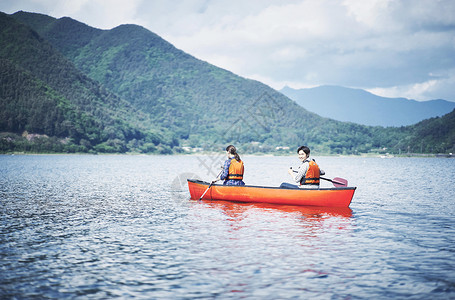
[342,0,398,31]
[50,0,143,29]
[368,68,455,101]
[368,81,439,101]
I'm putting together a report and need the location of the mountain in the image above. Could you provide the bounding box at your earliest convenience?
[0,12,175,153]
[409,108,455,153]
[10,11,377,153]
[2,11,453,155]
[280,85,455,127]
[371,108,455,154]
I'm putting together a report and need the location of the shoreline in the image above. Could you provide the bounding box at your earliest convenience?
[1,152,453,158]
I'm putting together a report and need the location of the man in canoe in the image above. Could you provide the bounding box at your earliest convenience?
[281,145,325,189]
[216,145,245,186]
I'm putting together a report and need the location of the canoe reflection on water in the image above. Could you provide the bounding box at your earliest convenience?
[195,199,353,219]
[191,200,354,242]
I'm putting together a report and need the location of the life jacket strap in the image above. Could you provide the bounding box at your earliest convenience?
[302,177,320,185]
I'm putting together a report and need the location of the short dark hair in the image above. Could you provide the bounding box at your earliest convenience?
[297,145,310,155]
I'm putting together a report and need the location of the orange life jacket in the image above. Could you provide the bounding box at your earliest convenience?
[300,160,320,185]
[227,159,244,180]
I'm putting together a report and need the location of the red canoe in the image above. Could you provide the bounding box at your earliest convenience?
[187,179,356,207]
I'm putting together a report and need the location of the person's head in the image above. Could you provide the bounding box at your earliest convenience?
[226,144,241,161]
[297,146,310,162]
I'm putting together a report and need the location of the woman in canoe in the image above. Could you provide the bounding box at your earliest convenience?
[282,145,325,189]
[217,145,245,186]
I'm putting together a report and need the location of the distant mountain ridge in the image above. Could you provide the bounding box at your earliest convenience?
[281,85,455,127]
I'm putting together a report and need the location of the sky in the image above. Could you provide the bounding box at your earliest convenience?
[1,0,455,102]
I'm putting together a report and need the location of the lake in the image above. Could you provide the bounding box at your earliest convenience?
[1,154,454,299]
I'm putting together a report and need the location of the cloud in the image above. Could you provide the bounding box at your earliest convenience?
[50,0,143,29]
[0,0,143,29]
[368,68,455,101]
[152,0,455,101]
[1,0,454,101]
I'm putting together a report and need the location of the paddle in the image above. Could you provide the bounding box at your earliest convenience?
[320,177,348,187]
[291,169,348,187]
[199,170,222,200]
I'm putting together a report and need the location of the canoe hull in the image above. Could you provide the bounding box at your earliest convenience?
[187,179,355,207]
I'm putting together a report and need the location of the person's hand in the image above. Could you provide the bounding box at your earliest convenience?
[288,167,294,175]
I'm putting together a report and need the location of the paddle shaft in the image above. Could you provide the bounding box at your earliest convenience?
[199,170,222,200]
[291,169,347,187]
[320,177,346,186]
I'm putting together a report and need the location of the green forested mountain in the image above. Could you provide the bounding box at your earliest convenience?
[406,109,455,153]
[7,11,379,153]
[0,12,176,153]
[368,108,455,154]
[2,11,454,154]
[11,12,317,143]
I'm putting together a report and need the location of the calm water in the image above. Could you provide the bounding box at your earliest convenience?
[1,154,454,299]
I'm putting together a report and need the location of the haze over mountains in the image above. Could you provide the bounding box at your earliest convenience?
[1,11,454,155]
[281,85,455,127]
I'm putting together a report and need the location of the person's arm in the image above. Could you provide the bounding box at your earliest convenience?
[219,159,231,180]
[289,162,309,184]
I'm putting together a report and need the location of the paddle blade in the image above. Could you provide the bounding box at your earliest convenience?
[332,177,348,187]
